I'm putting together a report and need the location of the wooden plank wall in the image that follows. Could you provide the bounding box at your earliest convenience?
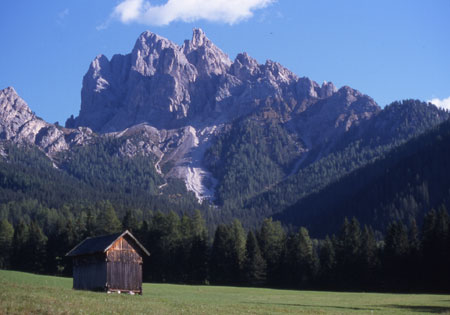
[73,254,107,291]
[107,236,143,292]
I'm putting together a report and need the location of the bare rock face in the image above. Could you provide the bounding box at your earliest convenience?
[1,29,444,204]
[73,28,380,135]
[66,29,382,200]
[2,30,383,202]
[73,29,318,133]
[0,87,94,156]
[74,28,235,132]
[182,28,232,77]
[293,85,380,153]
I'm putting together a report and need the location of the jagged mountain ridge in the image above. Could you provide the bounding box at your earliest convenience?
[69,29,374,133]
[64,29,380,200]
[0,87,94,156]
[274,115,450,236]
[1,29,448,211]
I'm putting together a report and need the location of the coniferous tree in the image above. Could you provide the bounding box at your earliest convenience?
[243,231,266,286]
[360,225,379,288]
[407,218,421,288]
[230,219,246,283]
[383,222,409,288]
[335,217,362,288]
[421,209,438,288]
[318,235,336,287]
[84,207,97,238]
[289,227,317,288]
[0,219,14,269]
[146,211,181,282]
[186,211,209,284]
[11,219,29,271]
[422,207,449,290]
[210,224,233,284]
[46,218,66,274]
[95,201,122,235]
[210,220,246,284]
[188,231,209,284]
[25,221,48,273]
[122,209,140,233]
[258,218,285,285]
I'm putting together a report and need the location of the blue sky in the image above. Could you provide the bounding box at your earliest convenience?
[1,0,449,124]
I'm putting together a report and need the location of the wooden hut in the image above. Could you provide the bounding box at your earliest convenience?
[66,230,149,294]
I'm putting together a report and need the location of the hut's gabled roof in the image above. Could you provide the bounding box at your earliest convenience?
[66,230,150,257]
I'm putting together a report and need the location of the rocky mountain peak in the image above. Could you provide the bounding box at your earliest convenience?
[296,77,320,99]
[319,81,337,98]
[0,87,94,155]
[190,28,208,47]
[182,28,232,76]
[132,31,186,77]
[264,60,298,84]
[0,87,35,132]
[231,52,261,80]
[134,31,174,52]
[71,29,381,139]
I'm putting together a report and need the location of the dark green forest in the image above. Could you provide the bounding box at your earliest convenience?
[276,116,450,236]
[210,100,449,226]
[1,100,450,291]
[0,209,449,292]
[0,139,214,224]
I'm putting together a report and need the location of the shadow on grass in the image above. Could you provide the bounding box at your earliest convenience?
[243,302,377,312]
[381,305,450,313]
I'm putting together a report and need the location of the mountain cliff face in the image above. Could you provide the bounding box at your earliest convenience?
[0,87,94,156]
[1,29,448,212]
[63,29,383,200]
[70,29,378,135]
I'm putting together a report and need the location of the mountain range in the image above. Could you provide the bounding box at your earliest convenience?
[1,29,449,234]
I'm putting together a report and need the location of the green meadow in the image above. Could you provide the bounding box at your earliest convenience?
[0,270,449,314]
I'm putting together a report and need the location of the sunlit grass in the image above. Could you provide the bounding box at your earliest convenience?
[0,270,449,314]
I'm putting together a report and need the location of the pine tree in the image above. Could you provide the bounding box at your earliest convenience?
[25,221,48,273]
[243,231,266,286]
[383,222,409,288]
[360,225,378,288]
[294,227,318,287]
[0,219,14,269]
[147,211,181,283]
[413,207,449,290]
[122,209,140,233]
[336,217,362,288]
[11,219,29,270]
[230,219,246,283]
[421,209,437,288]
[46,218,65,274]
[318,235,335,286]
[188,232,209,284]
[95,201,122,235]
[210,224,232,284]
[258,218,285,285]
[187,211,209,284]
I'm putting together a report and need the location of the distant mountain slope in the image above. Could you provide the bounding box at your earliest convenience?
[213,100,449,226]
[0,141,207,221]
[1,30,449,232]
[274,116,450,236]
[66,29,380,201]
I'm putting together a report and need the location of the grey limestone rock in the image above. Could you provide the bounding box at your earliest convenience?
[0,29,384,202]
[0,87,94,157]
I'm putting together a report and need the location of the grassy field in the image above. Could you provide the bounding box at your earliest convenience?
[0,270,449,314]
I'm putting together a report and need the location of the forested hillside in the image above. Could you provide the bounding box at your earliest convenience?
[275,114,450,236]
[216,100,449,228]
[0,140,212,228]
[1,208,448,292]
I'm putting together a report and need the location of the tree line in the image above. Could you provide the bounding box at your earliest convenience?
[0,205,448,292]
